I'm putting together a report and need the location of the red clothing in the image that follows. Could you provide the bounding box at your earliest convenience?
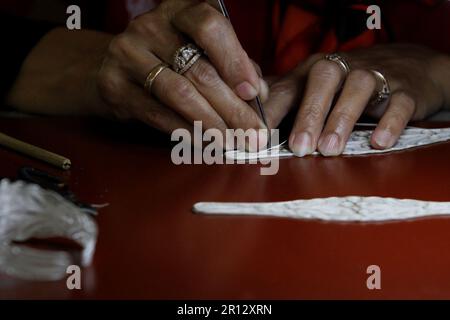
[1,0,449,74]
[270,0,450,74]
[101,0,450,74]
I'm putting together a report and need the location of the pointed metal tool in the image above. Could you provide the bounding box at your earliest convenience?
[206,0,271,147]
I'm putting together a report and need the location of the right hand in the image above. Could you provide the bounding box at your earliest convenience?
[97,0,268,147]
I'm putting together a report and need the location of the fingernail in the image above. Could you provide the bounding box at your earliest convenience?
[373,130,394,148]
[235,81,258,100]
[259,78,269,103]
[318,133,341,156]
[290,132,312,157]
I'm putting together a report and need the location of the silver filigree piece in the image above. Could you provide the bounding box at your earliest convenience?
[225,127,450,160]
[194,197,450,222]
[0,179,98,281]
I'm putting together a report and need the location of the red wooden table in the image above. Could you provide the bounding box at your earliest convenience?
[1,116,450,299]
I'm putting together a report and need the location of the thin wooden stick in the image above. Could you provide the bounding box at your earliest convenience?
[0,132,71,170]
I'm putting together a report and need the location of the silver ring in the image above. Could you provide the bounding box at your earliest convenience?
[370,70,391,106]
[173,43,202,75]
[325,53,350,76]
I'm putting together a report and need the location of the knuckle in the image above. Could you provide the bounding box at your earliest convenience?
[227,54,248,76]
[332,110,357,125]
[395,91,419,119]
[396,91,416,110]
[301,100,325,124]
[309,53,326,63]
[127,18,144,34]
[388,111,409,126]
[196,5,228,41]
[154,0,176,19]
[310,60,342,80]
[384,110,409,129]
[228,107,246,127]
[97,69,123,106]
[271,80,297,97]
[145,107,167,128]
[128,13,159,36]
[299,53,326,73]
[188,60,221,87]
[229,107,258,129]
[171,77,196,101]
[348,69,376,89]
[108,34,132,58]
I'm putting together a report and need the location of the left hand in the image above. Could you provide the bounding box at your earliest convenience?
[264,44,449,156]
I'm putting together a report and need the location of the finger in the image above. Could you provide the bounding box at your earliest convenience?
[289,59,345,157]
[107,34,228,134]
[264,53,325,129]
[127,82,193,135]
[371,91,416,149]
[98,66,192,134]
[263,74,303,129]
[151,66,228,131]
[128,9,185,59]
[251,60,270,103]
[259,78,270,103]
[183,57,268,150]
[125,15,267,146]
[172,2,261,100]
[318,70,377,156]
[251,59,262,77]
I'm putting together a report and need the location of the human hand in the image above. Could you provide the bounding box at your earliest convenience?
[97,0,269,148]
[264,44,449,156]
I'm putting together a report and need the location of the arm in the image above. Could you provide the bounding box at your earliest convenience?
[3,1,269,149]
[6,27,112,116]
[6,28,112,115]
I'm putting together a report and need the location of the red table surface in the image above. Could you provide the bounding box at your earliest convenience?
[0,116,450,299]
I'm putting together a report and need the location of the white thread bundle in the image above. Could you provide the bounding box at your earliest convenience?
[0,180,97,281]
[194,197,450,222]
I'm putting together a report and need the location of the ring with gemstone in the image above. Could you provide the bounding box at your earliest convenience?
[173,43,202,75]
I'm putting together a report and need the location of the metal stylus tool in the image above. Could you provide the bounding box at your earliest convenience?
[207,0,271,147]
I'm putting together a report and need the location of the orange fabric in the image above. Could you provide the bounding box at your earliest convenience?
[275,5,320,72]
[272,1,386,75]
[271,0,449,75]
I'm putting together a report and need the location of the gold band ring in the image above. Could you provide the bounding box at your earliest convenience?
[144,63,169,94]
